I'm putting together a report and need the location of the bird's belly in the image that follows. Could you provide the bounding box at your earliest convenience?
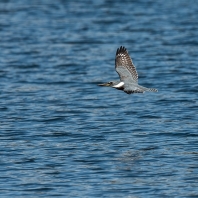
[115,86,124,90]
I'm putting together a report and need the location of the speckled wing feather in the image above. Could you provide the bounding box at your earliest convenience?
[115,46,138,83]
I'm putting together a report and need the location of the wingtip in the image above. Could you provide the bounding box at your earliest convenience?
[116,46,127,55]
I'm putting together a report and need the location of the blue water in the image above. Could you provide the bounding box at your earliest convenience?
[0,0,198,197]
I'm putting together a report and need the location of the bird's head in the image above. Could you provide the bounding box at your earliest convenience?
[98,81,115,87]
[98,81,123,88]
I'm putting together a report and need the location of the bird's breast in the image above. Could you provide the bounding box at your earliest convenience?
[112,82,124,88]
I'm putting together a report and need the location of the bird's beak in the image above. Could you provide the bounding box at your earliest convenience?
[98,82,110,87]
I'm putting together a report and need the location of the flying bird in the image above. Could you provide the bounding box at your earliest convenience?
[98,46,158,94]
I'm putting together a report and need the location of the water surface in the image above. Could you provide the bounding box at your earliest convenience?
[0,0,198,197]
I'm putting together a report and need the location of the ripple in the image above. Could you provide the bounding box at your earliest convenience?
[0,0,198,197]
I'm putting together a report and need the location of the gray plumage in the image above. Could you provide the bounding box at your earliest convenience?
[99,46,158,94]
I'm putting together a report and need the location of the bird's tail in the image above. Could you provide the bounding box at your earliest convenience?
[146,88,158,92]
[136,85,158,92]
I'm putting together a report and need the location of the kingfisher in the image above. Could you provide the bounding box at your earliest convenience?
[99,46,158,94]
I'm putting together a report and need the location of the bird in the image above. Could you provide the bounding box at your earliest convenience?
[98,46,158,94]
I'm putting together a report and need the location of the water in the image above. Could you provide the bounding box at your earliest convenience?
[0,0,198,197]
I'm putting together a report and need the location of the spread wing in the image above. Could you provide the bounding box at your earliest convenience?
[115,46,138,83]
